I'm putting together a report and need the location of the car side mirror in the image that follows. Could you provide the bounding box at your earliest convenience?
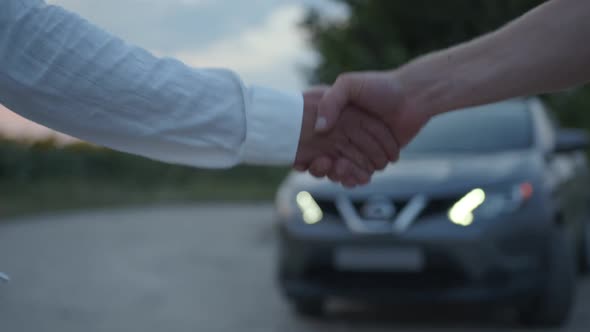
[554,129,590,153]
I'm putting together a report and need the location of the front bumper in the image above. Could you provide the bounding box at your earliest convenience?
[277,211,550,305]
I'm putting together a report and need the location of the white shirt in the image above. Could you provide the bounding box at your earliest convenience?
[0,0,304,168]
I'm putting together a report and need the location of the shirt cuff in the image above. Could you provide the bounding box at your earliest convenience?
[240,86,304,165]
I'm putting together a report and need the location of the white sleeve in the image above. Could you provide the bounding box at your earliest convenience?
[0,0,303,168]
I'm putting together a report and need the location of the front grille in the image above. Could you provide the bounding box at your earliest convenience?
[317,195,459,228]
[316,199,339,217]
[418,197,457,219]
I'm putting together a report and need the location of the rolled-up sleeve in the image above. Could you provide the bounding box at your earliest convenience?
[0,0,303,168]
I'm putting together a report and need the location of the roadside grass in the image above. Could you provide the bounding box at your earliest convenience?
[0,175,285,218]
[0,138,289,218]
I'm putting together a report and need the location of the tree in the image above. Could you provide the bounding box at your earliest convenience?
[304,0,590,130]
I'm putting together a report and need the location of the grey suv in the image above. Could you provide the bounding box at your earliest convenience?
[274,97,590,327]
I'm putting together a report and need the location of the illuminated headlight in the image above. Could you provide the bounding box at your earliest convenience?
[448,183,533,227]
[296,191,323,224]
[275,187,324,224]
[448,188,486,226]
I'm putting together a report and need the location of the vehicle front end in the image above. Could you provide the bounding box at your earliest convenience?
[275,158,552,307]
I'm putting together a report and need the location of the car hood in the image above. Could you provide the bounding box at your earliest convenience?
[285,151,538,197]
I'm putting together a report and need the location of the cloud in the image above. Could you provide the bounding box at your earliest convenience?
[49,0,213,7]
[45,0,346,89]
[47,0,287,51]
[169,4,318,90]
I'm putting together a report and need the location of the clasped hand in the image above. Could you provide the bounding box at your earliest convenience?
[294,72,431,187]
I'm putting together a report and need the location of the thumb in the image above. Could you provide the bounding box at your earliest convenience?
[316,74,357,132]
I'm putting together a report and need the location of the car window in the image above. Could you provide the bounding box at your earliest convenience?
[403,100,533,155]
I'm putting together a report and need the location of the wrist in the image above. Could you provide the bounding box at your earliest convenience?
[295,91,322,166]
[393,47,479,120]
[299,93,318,145]
[392,63,447,119]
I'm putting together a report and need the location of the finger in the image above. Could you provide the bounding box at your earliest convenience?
[345,124,389,171]
[328,165,365,187]
[293,163,308,172]
[336,140,373,173]
[316,73,360,132]
[306,85,331,98]
[353,171,371,186]
[334,158,371,186]
[327,171,340,183]
[342,179,357,188]
[308,157,333,178]
[335,167,357,188]
[358,113,400,163]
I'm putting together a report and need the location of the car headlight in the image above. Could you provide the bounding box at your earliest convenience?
[275,188,323,225]
[448,183,533,226]
[295,191,323,224]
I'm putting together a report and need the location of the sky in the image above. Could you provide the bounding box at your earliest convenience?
[0,0,347,142]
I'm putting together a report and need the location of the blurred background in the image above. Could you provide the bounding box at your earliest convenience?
[2,0,589,218]
[1,1,590,331]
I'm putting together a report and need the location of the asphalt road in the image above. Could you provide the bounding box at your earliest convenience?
[0,204,589,332]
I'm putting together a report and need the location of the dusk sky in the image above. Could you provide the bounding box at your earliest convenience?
[0,0,346,142]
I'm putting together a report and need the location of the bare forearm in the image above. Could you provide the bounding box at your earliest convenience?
[396,0,590,116]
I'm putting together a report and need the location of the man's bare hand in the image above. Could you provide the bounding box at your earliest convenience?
[294,86,397,187]
[317,71,431,151]
[298,73,431,184]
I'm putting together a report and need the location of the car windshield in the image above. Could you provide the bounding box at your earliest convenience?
[402,100,533,155]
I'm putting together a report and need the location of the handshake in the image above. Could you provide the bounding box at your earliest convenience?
[294,71,431,187]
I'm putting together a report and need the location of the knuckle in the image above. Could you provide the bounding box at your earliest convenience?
[309,164,325,177]
[309,170,322,178]
[391,149,400,162]
[337,72,359,86]
[376,156,388,170]
[337,73,352,83]
[328,171,338,181]
[335,163,348,177]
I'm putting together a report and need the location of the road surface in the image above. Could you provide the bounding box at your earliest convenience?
[0,204,589,331]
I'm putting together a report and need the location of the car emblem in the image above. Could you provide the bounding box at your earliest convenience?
[361,196,396,220]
